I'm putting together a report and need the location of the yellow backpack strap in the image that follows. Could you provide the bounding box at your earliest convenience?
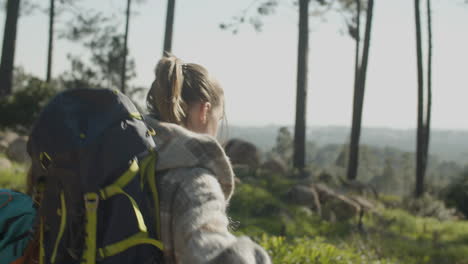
[96,152,164,259]
[140,152,161,239]
[82,193,99,264]
[82,153,163,262]
[50,192,67,264]
[97,232,163,259]
[129,112,143,120]
[98,159,147,232]
[99,159,139,198]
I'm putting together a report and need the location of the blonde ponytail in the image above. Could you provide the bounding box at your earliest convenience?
[168,56,186,123]
[147,54,224,126]
[147,55,187,124]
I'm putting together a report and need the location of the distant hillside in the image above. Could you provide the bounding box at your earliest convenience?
[227,125,468,165]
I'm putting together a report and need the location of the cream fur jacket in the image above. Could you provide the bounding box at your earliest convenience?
[145,116,271,264]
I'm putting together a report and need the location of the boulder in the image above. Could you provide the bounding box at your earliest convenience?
[288,183,364,222]
[288,185,316,205]
[224,139,261,170]
[321,194,360,222]
[340,178,379,198]
[0,140,8,153]
[313,183,360,221]
[6,136,30,163]
[0,157,12,170]
[261,157,287,174]
[232,164,251,178]
[287,185,321,213]
[0,131,19,144]
[316,171,339,186]
[350,196,375,212]
[312,183,337,200]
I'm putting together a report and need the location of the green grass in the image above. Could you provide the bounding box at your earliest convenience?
[257,235,399,264]
[0,154,28,192]
[1,162,467,263]
[229,171,468,264]
[362,208,468,264]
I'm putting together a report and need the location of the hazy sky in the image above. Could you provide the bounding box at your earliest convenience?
[1,0,467,129]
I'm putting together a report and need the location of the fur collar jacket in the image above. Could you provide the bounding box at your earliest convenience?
[145,116,271,264]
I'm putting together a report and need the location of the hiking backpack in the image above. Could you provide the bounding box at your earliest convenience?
[0,189,36,264]
[27,88,164,264]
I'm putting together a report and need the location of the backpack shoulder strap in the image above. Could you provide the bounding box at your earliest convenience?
[80,151,163,264]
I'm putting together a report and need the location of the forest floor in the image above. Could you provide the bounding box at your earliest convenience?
[1,157,467,264]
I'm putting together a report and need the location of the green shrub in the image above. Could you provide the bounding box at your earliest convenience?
[0,156,28,192]
[258,234,398,264]
[254,171,295,196]
[379,194,402,208]
[403,193,458,221]
[0,77,58,132]
[229,183,283,218]
[230,177,358,238]
[231,171,468,264]
[443,170,468,218]
[364,208,468,264]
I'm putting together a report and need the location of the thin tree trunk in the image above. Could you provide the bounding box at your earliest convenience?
[414,0,425,198]
[121,0,131,94]
[163,0,176,56]
[347,0,361,180]
[357,0,374,119]
[0,0,21,97]
[293,0,309,171]
[423,0,432,183]
[354,0,361,84]
[46,0,55,83]
[351,0,361,126]
[347,0,373,180]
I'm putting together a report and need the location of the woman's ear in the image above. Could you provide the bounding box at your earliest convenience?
[200,102,212,124]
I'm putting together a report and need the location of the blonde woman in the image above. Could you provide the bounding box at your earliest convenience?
[145,54,271,264]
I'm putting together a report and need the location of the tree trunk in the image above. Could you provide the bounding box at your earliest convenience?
[121,0,131,94]
[163,0,176,56]
[354,0,361,85]
[347,0,374,180]
[348,0,362,180]
[293,0,309,171]
[0,0,21,97]
[414,0,425,198]
[422,0,433,187]
[46,0,55,83]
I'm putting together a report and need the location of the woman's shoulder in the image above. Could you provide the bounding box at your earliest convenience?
[144,115,234,201]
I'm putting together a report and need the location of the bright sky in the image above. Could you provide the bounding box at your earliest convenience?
[1,0,467,129]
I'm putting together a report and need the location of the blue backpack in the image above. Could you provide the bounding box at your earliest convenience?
[27,88,163,264]
[0,189,36,264]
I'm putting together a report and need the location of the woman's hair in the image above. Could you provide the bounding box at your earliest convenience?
[146,54,224,125]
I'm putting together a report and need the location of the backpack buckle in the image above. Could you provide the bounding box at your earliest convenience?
[39,152,53,170]
[84,193,99,211]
